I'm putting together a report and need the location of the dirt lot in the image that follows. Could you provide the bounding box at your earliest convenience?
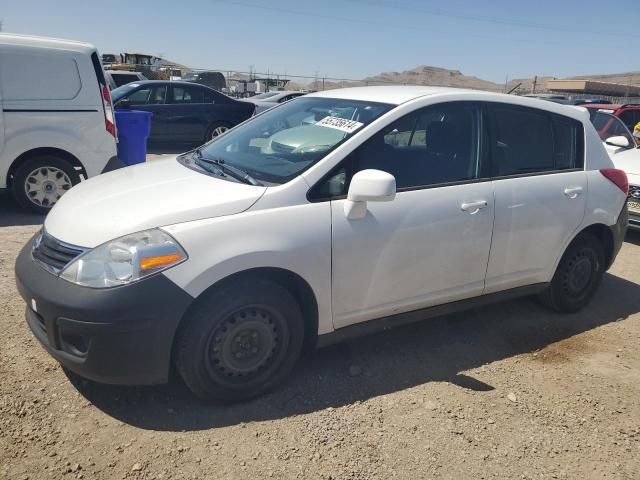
[1,195,639,480]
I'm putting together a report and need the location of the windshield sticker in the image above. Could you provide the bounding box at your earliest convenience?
[315,116,364,134]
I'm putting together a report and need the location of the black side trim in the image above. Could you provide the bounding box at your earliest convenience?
[317,283,548,348]
[3,109,98,113]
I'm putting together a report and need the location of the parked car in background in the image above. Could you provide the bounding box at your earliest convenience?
[581,104,640,131]
[0,33,120,213]
[241,90,307,113]
[589,111,640,229]
[182,71,226,91]
[111,80,255,143]
[570,98,611,105]
[105,70,147,89]
[16,87,628,401]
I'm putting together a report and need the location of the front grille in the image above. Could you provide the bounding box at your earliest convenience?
[629,185,640,201]
[32,231,86,274]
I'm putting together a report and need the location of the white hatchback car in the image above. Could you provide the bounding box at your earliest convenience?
[16,87,629,401]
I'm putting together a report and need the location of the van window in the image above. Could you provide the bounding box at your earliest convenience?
[0,51,82,101]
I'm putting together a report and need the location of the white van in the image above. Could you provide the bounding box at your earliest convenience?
[0,34,121,213]
[16,87,628,402]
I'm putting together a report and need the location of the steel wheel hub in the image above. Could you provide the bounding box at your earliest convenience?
[24,167,72,207]
[209,308,278,377]
[564,253,593,295]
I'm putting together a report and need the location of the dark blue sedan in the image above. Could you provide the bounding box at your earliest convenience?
[111,80,255,143]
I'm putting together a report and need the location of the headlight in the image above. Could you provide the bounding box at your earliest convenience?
[60,229,187,288]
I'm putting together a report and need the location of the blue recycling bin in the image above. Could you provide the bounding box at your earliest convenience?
[115,109,152,166]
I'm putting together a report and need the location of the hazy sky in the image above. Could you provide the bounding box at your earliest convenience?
[2,0,638,83]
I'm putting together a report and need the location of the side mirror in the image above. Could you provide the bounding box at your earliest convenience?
[605,136,631,149]
[116,98,131,109]
[344,169,396,219]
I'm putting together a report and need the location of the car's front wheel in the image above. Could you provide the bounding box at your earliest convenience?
[11,155,81,214]
[540,232,605,313]
[175,278,305,402]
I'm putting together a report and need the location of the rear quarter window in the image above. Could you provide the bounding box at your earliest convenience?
[0,50,82,100]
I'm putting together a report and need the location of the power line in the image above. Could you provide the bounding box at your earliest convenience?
[209,0,612,49]
[346,0,636,39]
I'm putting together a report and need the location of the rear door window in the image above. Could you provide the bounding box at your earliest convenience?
[171,86,205,104]
[488,105,584,176]
[488,105,554,176]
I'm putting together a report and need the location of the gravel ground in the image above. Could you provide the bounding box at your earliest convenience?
[1,194,639,480]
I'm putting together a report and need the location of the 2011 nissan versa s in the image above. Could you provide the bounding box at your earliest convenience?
[16,86,629,402]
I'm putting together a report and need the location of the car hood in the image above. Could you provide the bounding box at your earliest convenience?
[45,157,266,248]
[609,147,640,176]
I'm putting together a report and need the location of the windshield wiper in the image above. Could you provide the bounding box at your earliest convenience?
[194,151,262,186]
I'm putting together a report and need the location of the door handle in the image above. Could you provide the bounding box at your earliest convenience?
[563,186,583,199]
[461,200,488,214]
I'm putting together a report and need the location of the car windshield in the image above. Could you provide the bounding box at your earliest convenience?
[181,97,393,185]
[252,92,279,99]
[111,83,143,103]
[591,111,634,144]
[182,72,197,81]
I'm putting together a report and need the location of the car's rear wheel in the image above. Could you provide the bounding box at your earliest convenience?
[11,155,81,214]
[175,278,304,402]
[539,232,605,313]
[205,122,231,142]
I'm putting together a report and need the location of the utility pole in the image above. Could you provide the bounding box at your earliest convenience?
[531,76,538,94]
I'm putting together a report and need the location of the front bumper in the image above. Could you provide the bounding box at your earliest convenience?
[15,235,193,385]
[101,155,125,173]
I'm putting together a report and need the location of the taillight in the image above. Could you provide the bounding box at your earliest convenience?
[101,85,117,138]
[600,168,629,194]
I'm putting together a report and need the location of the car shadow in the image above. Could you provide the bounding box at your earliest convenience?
[72,271,640,431]
[0,192,45,227]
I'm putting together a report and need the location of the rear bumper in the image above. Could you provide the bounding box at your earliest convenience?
[101,155,125,173]
[608,203,628,269]
[15,235,193,385]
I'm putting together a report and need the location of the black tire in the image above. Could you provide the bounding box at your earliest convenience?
[175,278,304,402]
[539,233,605,313]
[204,122,232,142]
[11,155,80,214]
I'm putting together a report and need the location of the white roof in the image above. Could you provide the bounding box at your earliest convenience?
[308,86,470,105]
[307,85,591,122]
[0,33,95,53]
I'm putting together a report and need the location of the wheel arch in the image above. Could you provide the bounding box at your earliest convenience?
[7,147,86,187]
[171,266,320,365]
[560,223,615,272]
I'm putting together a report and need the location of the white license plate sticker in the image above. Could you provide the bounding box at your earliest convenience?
[315,116,364,134]
[628,200,640,213]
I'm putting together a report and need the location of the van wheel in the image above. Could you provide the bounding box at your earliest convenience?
[175,278,304,402]
[11,155,80,214]
[205,122,231,142]
[540,233,605,313]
